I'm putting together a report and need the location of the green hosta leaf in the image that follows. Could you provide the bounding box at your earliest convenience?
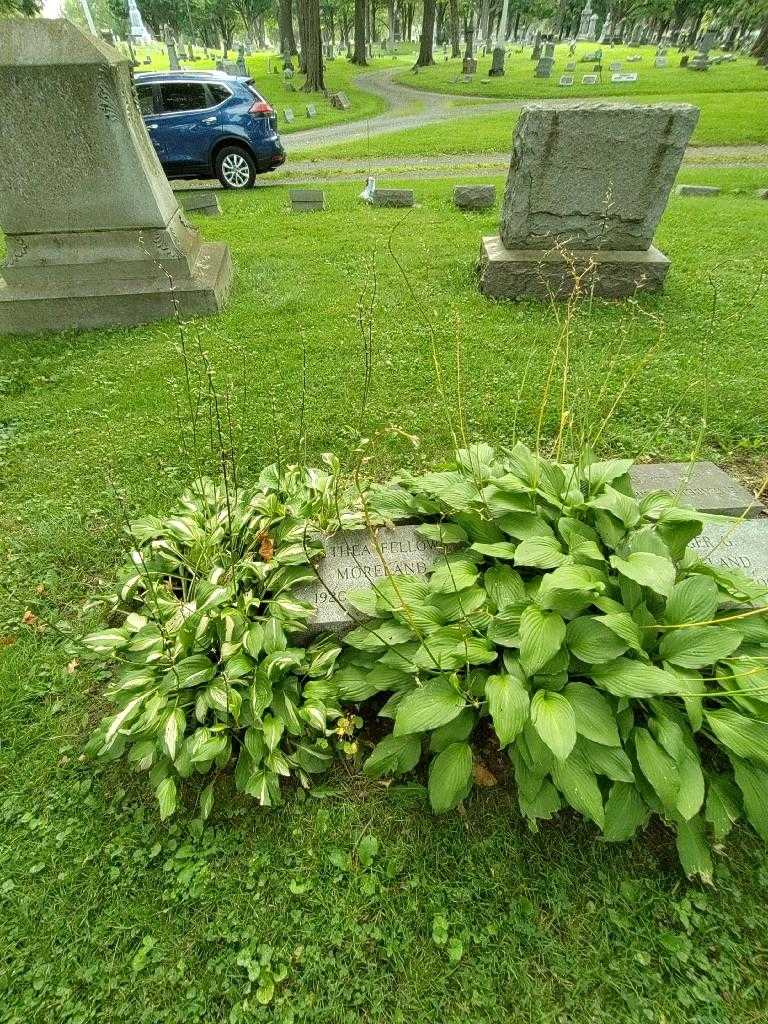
[199,782,214,822]
[363,734,422,779]
[675,746,705,820]
[162,708,186,761]
[590,658,681,698]
[498,512,554,541]
[263,618,288,654]
[530,690,576,761]
[262,714,284,753]
[485,673,530,746]
[674,814,713,884]
[706,708,768,764]
[172,655,217,689]
[634,727,679,811]
[428,552,481,594]
[514,536,567,570]
[428,741,473,813]
[583,459,634,491]
[579,738,635,782]
[156,776,177,820]
[519,606,566,676]
[244,727,267,764]
[429,708,477,753]
[418,471,483,510]
[472,541,518,559]
[564,682,620,746]
[483,486,534,516]
[732,757,768,841]
[588,485,641,528]
[602,782,649,841]
[345,620,415,652]
[664,575,719,625]
[551,747,604,827]
[659,625,742,670]
[416,522,468,545]
[243,623,264,658]
[484,565,526,610]
[597,612,645,653]
[705,774,742,840]
[566,617,629,665]
[83,628,128,654]
[609,552,676,598]
[393,678,465,736]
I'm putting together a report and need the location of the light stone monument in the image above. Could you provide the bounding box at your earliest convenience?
[478,102,699,301]
[0,19,232,335]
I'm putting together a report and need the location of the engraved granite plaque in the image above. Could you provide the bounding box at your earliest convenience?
[690,520,768,586]
[630,462,762,517]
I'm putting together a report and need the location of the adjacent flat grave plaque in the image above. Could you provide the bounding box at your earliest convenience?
[582,73,598,84]
[290,188,325,212]
[331,91,351,109]
[690,520,768,587]
[630,461,762,517]
[655,56,668,67]
[559,74,574,86]
[178,190,221,216]
[306,103,317,118]
[296,526,447,629]
[284,107,295,123]
[371,188,415,208]
[612,72,638,82]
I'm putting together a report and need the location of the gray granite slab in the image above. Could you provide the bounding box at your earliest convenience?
[690,520,768,586]
[630,461,762,517]
[676,185,722,196]
[290,188,324,212]
[371,188,415,208]
[295,525,447,630]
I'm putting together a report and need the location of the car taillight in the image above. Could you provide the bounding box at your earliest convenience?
[249,100,273,116]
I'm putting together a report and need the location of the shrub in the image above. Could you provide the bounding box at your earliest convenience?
[344,442,768,882]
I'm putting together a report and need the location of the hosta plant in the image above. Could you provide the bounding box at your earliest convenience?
[340,442,768,881]
[84,464,365,821]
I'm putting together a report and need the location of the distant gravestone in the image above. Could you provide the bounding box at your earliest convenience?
[306,103,317,118]
[489,46,505,76]
[295,526,449,631]
[178,190,221,216]
[478,102,699,301]
[283,107,295,123]
[565,60,576,71]
[0,19,232,334]
[167,37,180,70]
[454,184,496,210]
[610,60,622,71]
[690,521,768,587]
[534,55,554,77]
[630,462,762,517]
[371,188,415,208]
[676,184,722,196]
[655,55,668,67]
[559,74,574,86]
[290,188,325,212]
[582,73,598,84]
[217,58,239,74]
[331,91,351,109]
[626,54,642,62]
[462,56,477,74]
[612,72,638,82]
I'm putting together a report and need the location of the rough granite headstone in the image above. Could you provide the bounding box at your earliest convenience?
[630,462,762,517]
[331,91,351,109]
[0,19,232,334]
[454,185,496,210]
[371,188,415,208]
[295,526,448,631]
[478,102,698,301]
[489,46,505,76]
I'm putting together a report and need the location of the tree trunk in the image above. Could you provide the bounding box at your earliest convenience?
[752,21,768,60]
[300,0,325,89]
[478,0,489,51]
[464,6,474,58]
[279,0,298,56]
[297,0,308,71]
[352,0,368,63]
[388,0,395,45]
[448,0,460,56]
[415,0,436,64]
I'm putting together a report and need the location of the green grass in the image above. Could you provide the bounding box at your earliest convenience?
[292,90,768,160]
[125,45,391,134]
[397,42,768,99]
[2,169,768,1023]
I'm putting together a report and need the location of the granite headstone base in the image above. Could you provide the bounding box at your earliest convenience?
[630,461,762,517]
[454,185,496,210]
[477,235,669,300]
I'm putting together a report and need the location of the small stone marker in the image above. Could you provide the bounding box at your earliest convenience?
[627,54,642,62]
[284,107,295,123]
[290,189,325,212]
[610,61,622,71]
[565,60,576,71]
[454,184,496,210]
[295,526,448,630]
[331,91,351,110]
[371,188,415,208]
[0,20,232,334]
[478,102,698,301]
[630,461,763,517]
[756,189,768,200]
[612,72,638,82]
[306,103,317,118]
[655,55,668,67]
[462,56,477,74]
[559,74,575,86]
[690,520,768,587]
[582,73,598,84]
[178,190,221,216]
[676,184,721,196]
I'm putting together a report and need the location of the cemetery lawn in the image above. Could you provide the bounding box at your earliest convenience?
[292,88,768,159]
[396,42,768,99]
[3,167,768,1024]
[130,45,391,135]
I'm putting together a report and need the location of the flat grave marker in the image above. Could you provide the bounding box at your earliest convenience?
[371,188,415,208]
[582,73,598,84]
[178,190,221,216]
[689,520,768,587]
[655,55,668,67]
[559,74,575,86]
[630,461,762,517]
[290,188,325,212]
[331,90,351,109]
[565,60,576,71]
[306,103,317,118]
[283,107,295,123]
[676,184,722,196]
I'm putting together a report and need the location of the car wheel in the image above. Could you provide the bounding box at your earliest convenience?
[215,146,256,189]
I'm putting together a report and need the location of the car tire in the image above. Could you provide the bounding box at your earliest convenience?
[215,145,257,189]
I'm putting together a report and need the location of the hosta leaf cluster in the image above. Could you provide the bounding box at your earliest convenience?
[349,443,768,882]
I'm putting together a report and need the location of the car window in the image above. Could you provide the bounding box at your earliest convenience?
[136,84,154,116]
[160,83,208,113]
[207,84,231,106]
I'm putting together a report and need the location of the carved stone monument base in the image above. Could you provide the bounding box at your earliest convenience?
[477,235,670,300]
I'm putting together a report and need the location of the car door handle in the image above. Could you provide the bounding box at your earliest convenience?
[202,116,217,125]
[146,123,158,130]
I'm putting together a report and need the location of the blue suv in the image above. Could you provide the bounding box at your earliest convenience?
[134,71,285,189]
